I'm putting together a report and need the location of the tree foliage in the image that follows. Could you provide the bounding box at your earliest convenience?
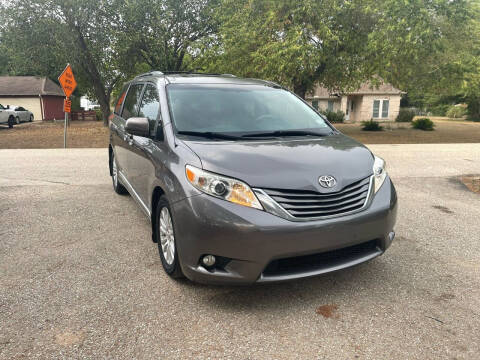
[197,0,380,98]
[0,0,218,123]
[196,0,474,99]
[0,0,121,123]
[116,0,219,73]
[0,0,478,120]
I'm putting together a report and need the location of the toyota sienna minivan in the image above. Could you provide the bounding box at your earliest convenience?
[109,72,397,284]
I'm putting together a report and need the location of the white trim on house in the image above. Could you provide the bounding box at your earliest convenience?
[372,99,390,119]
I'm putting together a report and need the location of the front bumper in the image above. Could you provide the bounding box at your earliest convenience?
[172,177,397,285]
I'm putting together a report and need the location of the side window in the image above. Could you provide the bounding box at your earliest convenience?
[138,84,161,136]
[311,100,319,110]
[121,84,144,120]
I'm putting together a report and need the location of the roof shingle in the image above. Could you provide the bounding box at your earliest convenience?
[0,76,65,96]
[308,79,404,99]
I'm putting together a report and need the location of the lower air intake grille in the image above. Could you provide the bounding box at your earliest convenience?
[263,240,380,277]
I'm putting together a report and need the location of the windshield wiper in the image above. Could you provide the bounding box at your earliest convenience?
[176,131,245,140]
[244,130,331,138]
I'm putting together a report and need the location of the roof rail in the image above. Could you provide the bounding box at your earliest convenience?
[134,71,164,78]
[134,70,237,78]
[162,71,237,77]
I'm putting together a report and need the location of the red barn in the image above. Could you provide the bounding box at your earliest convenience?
[0,76,65,121]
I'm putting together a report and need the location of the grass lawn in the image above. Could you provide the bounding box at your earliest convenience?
[0,121,109,149]
[336,118,480,144]
[0,118,479,149]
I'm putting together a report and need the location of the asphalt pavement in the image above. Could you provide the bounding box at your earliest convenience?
[0,144,479,359]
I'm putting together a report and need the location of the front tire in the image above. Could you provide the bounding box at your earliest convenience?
[155,196,183,278]
[29,115,33,122]
[8,116,14,128]
[111,153,128,195]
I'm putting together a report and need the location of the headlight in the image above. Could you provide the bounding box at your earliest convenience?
[373,155,387,193]
[185,165,263,210]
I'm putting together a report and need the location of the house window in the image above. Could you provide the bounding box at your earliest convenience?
[327,100,334,112]
[373,99,389,118]
[382,100,389,118]
[312,100,319,110]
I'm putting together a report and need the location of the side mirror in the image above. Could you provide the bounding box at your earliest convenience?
[125,117,149,137]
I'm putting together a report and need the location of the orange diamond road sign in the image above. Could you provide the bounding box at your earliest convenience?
[58,64,77,98]
[63,98,72,113]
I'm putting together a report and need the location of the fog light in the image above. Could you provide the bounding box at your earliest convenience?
[202,255,216,267]
[386,231,395,248]
[389,231,395,242]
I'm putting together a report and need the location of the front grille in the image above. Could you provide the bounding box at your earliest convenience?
[262,240,379,277]
[262,176,371,219]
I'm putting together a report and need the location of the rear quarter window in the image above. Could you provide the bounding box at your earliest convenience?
[114,85,129,115]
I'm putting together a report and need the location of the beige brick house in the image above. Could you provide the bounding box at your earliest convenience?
[306,80,404,122]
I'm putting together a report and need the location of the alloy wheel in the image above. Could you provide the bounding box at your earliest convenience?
[112,155,118,186]
[159,207,175,265]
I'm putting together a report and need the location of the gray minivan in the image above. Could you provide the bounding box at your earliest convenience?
[109,72,397,284]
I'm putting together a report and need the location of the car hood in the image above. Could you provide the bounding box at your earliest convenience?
[182,134,374,192]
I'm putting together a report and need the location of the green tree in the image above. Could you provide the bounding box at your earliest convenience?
[0,0,121,124]
[369,0,478,121]
[197,0,473,99]
[116,0,219,73]
[460,4,480,120]
[197,0,377,98]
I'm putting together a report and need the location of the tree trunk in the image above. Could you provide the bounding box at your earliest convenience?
[467,96,480,121]
[98,96,111,125]
[293,81,308,99]
[66,15,111,126]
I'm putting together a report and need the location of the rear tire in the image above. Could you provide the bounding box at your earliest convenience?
[155,196,184,279]
[111,152,128,195]
[8,116,14,128]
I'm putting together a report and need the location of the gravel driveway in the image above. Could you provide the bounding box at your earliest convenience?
[1,144,479,359]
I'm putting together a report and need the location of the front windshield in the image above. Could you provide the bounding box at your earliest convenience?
[167,84,331,135]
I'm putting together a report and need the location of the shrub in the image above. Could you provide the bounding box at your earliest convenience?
[412,118,435,131]
[321,109,345,123]
[429,104,449,116]
[446,106,466,118]
[361,120,383,131]
[95,109,103,121]
[396,108,416,122]
[466,100,480,121]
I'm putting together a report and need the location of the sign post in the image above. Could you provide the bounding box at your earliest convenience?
[58,64,77,148]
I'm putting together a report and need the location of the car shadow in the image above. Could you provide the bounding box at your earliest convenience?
[175,258,394,312]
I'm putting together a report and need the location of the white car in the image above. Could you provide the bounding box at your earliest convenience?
[9,105,34,123]
[0,104,17,128]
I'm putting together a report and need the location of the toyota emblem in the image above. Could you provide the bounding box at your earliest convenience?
[318,175,337,188]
